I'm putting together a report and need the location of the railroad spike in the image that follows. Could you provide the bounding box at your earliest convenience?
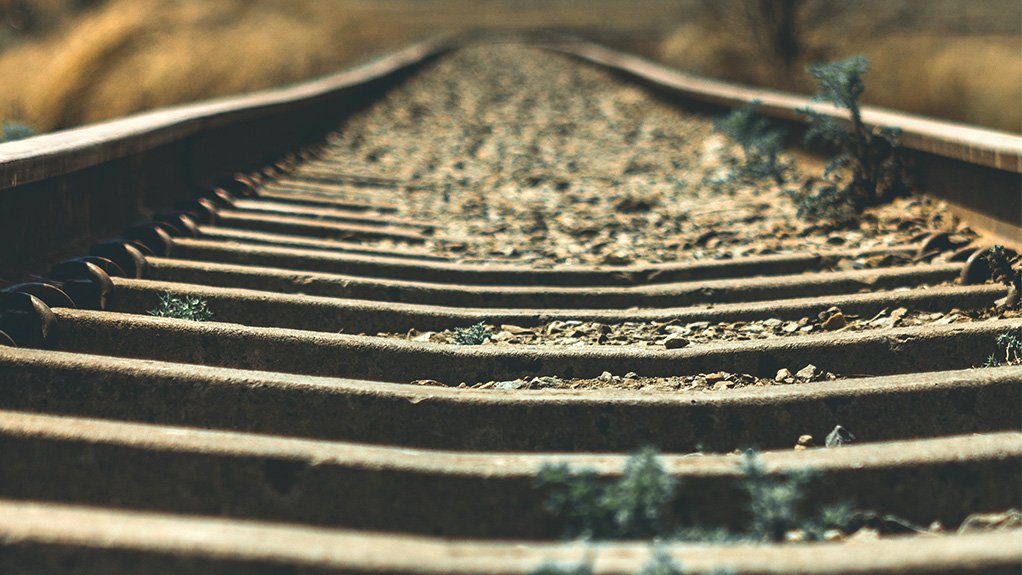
[201,187,237,209]
[89,241,149,279]
[960,246,1019,285]
[50,261,114,310]
[1,282,76,309]
[0,292,57,349]
[124,223,175,257]
[173,197,219,224]
[153,212,200,237]
[51,256,126,280]
[217,177,257,198]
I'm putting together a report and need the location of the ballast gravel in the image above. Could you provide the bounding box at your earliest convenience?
[299,44,975,267]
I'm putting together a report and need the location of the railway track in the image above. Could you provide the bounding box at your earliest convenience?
[1,37,1020,574]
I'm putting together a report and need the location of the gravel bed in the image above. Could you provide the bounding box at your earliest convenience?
[379,305,1021,348]
[302,44,975,267]
[411,363,838,392]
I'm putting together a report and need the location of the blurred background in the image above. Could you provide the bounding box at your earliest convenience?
[0,0,1019,137]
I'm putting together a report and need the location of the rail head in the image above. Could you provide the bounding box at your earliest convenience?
[0,38,453,191]
[548,39,1022,173]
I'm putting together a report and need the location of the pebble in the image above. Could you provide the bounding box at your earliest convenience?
[492,380,527,390]
[663,334,690,349]
[821,312,847,331]
[825,425,856,447]
[775,368,794,381]
[795,364,820,380]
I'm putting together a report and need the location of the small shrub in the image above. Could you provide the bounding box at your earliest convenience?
[785,178,860,227]
[531,562,593,575]
[1,121,36,143]
[983,246,1021,309]
[536,446,676,540]
[985,330,1022,367]
[983,246,1017,286]
[713,100,789,184]
[147,292,214,321]
[792,55,908,225]
[740,450,854,542]
[637,548,683,575]
[451,321,490,345]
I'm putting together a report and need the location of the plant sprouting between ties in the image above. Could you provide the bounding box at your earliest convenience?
[983,245,1022,309]
[536,446,676,541]
[983,330,1022,367]
[739,450,854,542]
[789,55,908,226]
[147,292,214,322]
[530,561,594,575]
[536,448,859,545]
[713,100,789,184]
[451,321,491,345]
[1,121,35,143]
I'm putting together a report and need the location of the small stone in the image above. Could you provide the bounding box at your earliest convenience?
[891,307,909,320]
[664,334,690,349]
[784,529,807,542]
[411,379,445,387]
[783,321,800,333]
[823,529,844,541]
[847,527,879,542]
[818,306,843,321]
[775,368,794,382]
[957,509,1022,533]
[797,434,814,446]
[623,372,639,379]
[492,380,527,390]
[821,312,847,331]
[795,364,820,380]
[825,425,856,447]
[597,371,613,381]
[500,324,533,334]
[412,331,436,342]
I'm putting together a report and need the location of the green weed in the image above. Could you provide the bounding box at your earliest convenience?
[147,292,214,322]
[637,549,683,575]
[1,121,35,142]
[531,562,593,575]
[536,446,676,540]
[740,450,855,542]
[985,330,1022,367]
[714,100,789,184]
[451,321,490,345]
[791,55,908,226]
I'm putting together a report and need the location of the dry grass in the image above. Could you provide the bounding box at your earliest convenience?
[0,0,1018,133]
[660,0,1021,131]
